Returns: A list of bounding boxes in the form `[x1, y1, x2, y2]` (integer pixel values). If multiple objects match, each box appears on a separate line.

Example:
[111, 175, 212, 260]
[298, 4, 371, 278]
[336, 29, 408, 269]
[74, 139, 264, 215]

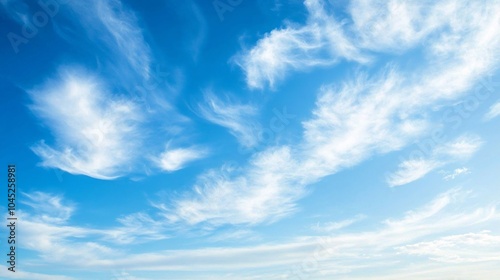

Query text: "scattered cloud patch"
[387, 159, 440, 187]
[484, 101, 500, 121]
[387, 135, 482, 187]
[30, 69, 143, 179]
[312, 215, 366, 233]
[235, 0, 368, 89]
[64, 0, 152, 80]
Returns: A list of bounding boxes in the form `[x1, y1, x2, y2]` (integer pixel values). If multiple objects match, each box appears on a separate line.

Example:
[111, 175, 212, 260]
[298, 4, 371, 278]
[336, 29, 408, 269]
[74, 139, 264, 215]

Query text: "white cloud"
[21, 192, 74, 224]
[312, 215, 366, 233]
[0, 0, 31, 27]
[30, 69, 142, 179]
[208, 229, 259, 242]
[109, 212, 169, 244]
[387, 159, 440, 187]
[443, 167, 470, 181]
[0, 265, 75, 280]
[197, 91, 261, 148]
[160, 146, 304, 226]
[349, 0, 464, 51]
[235, 0, 368, 89]
[383, 188, 461, 228]
[484, 101, 500, 120]
[435, 135, 483, 159]
[17, 191, 169, 267]
[111, 271, 150, 280]
[154, 145, 208, 172]
[55, 0, 190, 115]
[95, 0, 151, 79]
[25, 0, 198, 179]
[387, 135, 482, 187]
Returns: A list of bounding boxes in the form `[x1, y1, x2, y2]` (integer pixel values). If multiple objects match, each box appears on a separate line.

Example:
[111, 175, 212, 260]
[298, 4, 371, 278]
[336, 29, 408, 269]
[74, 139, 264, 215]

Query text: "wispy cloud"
[435, 135, 483, 159]
[398, 231, 500, 263]
[17, 191, 168, 266]
[154, 145, 208, 172]
[0, 265, 75, 280]
[237, 0, 500, 90]
[21, 191, 74, 224]
[24, 0, 201, 180]
[484, 101, 500, 121]
[96, 0, 151, 79]
[160, 146, 303, 226]
[312, 215, 366, 233]
[30, 68, 143, 179]
[442, 167, 470, 181]
[54, 0, 186, 112]
[0, 0, 31, 26]
[169, 0, 500, 227]
[235, 0, 368, 89]
[197, 91, 261, 148]
[208, 229, 259, 242]
[63, 0, 152, 80]
[386, 159, 440, 187]
[387, 135, 482, 187]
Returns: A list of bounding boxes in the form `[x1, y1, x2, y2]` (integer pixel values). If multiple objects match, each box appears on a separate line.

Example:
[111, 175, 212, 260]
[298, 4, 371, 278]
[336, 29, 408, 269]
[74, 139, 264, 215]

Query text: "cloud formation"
[154, 145, 208, 172]
[197, 91, 261, 148]
[235, 0, 368, 89]
[167, 0, 500, 227]
[30, 69, 143, 179]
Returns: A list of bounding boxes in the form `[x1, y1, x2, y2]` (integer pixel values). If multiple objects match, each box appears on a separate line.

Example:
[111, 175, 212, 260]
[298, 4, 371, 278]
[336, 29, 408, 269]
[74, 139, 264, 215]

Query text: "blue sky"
[1, 0, 500, 279]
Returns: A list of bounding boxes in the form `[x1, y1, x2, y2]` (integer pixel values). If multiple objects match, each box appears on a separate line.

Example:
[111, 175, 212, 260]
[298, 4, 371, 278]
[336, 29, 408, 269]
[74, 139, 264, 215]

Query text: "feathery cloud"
[387, 135, 482, 187]
[197, 91, 261, 148]
[443, 167, 470, 181]
[17, 189, 500, 279]
[484, 101, 500, 121]
[30, 68, 143, 179]
[235, 0, 368, 89]
[154, 145, 208, 172]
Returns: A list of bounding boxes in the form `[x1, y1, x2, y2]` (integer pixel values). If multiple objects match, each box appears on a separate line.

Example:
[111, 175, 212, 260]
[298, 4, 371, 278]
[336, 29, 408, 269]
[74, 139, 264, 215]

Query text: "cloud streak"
[484, 101, 500, 120]
[387, 135, 482, 187]
[197, 91, 261, 148]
